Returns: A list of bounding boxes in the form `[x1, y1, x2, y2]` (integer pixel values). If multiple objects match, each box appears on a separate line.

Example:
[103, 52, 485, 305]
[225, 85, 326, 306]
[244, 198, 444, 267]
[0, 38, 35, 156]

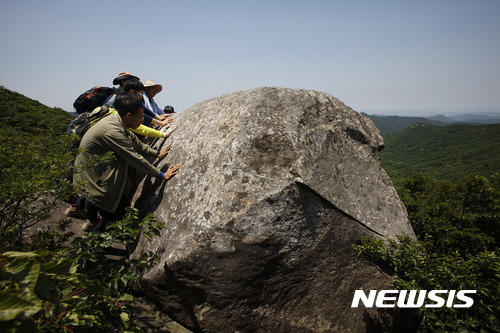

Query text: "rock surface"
[132, 87, 417, 332]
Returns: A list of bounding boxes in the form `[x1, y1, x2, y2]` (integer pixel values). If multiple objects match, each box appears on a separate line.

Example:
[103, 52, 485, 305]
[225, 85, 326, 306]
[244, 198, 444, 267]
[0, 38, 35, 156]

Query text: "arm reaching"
[157, 143, 172, 160]
[163, 164, 180, 180]
[151, 117, 173, 127]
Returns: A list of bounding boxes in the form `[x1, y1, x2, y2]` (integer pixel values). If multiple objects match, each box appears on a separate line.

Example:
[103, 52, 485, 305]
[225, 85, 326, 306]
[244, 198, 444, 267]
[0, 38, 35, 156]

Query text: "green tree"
[354, 174, 500, 332]
[0, 131, 77, 247]
[0, 85, 77, 247]
[398, 173, 498, 256]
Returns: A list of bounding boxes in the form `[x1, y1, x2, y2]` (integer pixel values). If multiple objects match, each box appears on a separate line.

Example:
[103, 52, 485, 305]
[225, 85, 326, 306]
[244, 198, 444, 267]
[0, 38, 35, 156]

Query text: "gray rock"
[132, 87, 417, 332]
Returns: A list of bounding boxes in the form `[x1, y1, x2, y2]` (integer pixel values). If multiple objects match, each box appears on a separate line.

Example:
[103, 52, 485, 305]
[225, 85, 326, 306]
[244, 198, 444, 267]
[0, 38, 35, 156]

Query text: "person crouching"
[74, 93, 180, 232]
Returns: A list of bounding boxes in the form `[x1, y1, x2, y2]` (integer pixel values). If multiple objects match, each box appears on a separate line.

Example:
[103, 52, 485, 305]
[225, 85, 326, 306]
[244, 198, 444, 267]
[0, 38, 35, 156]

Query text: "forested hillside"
[0, 86, 73, 134]
[380, 122, 500, 187]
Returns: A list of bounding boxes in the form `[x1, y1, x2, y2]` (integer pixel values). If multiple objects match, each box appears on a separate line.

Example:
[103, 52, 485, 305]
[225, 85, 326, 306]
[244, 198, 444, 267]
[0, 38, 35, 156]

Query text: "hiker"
[163, 105, 175, 114]
[73, 93, 180, 232]
[102, 71, 141, 106]
[65, 102, 176, 220]
[122, 79, 172, 127]
[113, 71, 140, 91]
[143, 80, 168, 116]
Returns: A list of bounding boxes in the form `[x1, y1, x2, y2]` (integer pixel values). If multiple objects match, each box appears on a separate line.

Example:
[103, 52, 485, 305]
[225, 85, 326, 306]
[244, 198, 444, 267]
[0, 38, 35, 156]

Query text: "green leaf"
[0, 292, 42, 321]
[67, 312, 80, 325]
[34, 273, 57, 301]
[118, 293, 134, 302]
[6, 259, 40, 291]
[2, 251, 39, 259]
[120, 312, 130, 323]
[42, 257, 78, 276]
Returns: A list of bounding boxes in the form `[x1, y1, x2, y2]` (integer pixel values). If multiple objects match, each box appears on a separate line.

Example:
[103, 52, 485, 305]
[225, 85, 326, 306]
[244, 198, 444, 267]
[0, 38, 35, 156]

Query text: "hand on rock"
[158, 143, 172, 160]
[164, 164, 180, 180]
[162, 124, 177, 137]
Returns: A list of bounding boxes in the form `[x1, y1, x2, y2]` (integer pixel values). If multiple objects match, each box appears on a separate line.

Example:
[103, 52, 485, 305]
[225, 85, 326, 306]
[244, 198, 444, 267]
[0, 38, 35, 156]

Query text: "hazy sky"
[1, 0, 499, 116]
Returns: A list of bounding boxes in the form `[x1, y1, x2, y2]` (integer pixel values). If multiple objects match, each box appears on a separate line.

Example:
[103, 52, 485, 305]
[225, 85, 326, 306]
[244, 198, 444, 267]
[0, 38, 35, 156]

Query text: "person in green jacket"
[74, 93, 180, 232]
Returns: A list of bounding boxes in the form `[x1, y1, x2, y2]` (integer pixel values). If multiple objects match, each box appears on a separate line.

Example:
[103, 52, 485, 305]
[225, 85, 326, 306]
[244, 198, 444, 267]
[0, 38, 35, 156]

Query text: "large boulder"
[132, 87, 416, 332]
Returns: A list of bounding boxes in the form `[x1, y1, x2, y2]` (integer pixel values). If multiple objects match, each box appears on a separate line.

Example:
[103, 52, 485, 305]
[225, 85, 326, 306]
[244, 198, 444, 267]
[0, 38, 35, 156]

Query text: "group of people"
[66, 72, 180, 233]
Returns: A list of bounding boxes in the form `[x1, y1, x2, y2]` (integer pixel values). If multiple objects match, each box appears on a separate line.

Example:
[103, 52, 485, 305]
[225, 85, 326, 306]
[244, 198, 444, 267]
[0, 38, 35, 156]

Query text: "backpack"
[66, 105, 111, 138]
[66, 105, 112, 184]
[73, 86, 116, 114]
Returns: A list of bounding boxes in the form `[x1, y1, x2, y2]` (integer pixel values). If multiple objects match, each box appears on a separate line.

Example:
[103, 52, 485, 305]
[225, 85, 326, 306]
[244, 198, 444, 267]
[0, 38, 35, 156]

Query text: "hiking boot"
[65, 204, 87, 219]
[81, 219, 100, 232]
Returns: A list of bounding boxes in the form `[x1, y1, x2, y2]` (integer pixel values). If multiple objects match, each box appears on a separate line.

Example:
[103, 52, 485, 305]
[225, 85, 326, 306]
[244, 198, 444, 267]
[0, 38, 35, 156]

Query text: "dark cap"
[113, 72, 140, 85]
[163, 105, 175, 113]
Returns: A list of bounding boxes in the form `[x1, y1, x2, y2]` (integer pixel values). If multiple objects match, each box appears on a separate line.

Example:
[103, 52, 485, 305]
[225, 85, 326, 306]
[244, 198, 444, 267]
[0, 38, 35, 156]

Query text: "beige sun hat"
[144, 80, 163, 93]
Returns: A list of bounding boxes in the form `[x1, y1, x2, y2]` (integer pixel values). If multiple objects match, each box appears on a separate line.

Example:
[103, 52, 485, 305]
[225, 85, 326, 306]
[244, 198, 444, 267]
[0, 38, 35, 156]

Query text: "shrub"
[354, 174, 500, 332]
[0, 208, 165, 332]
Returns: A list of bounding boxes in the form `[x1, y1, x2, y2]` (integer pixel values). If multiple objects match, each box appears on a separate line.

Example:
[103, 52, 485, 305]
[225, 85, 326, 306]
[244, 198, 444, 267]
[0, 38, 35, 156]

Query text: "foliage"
[399, 173, 500, 255]
[0, 208, 165, 332]
[354, 174, 500, 332]
[380, 123, 500, 187]
[0, 131, 77, 247]
[0, 85, 78, 247]
[0, 86, 73, 135]
[0, 127, 113, 248]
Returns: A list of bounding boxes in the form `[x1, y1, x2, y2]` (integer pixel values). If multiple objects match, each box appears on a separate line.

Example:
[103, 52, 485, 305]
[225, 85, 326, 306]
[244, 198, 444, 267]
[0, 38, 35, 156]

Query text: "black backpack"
[67, 105, 111, 138]
[73, 86, 116, 114]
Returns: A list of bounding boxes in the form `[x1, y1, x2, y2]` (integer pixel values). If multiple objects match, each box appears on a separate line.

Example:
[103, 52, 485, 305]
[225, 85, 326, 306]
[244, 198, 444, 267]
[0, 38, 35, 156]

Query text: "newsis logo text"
[351, 290, 477, 308]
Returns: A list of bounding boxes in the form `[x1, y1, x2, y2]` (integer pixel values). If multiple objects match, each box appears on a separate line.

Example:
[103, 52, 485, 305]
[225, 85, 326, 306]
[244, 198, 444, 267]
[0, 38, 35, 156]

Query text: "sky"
[1, 0, 499, 116]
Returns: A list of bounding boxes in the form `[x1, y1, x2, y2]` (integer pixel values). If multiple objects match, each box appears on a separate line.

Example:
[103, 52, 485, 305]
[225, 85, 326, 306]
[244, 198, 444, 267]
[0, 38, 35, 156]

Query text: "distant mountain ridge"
[361, 113, 445, 135]
[427, 113, 500, 124]
[363, 112, 500, 136]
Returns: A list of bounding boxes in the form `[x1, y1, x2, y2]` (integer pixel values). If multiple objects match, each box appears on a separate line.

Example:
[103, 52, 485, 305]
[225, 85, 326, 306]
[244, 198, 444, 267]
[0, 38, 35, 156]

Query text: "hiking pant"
[85, 196, 130, 232]
[74, 195, 86, 209]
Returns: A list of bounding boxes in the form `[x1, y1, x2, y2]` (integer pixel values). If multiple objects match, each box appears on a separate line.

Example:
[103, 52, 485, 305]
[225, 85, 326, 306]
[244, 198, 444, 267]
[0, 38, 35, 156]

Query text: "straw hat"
[144, 80, 163, 93]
